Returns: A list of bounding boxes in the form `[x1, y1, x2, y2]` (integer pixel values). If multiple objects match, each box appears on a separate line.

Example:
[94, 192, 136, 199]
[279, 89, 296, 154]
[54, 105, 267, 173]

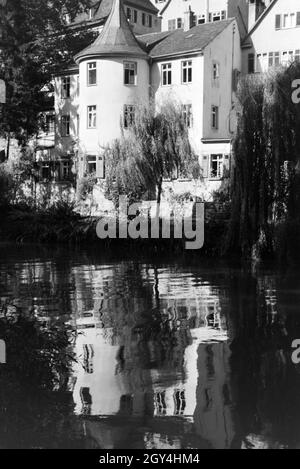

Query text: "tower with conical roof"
[75, 0, 150, 179]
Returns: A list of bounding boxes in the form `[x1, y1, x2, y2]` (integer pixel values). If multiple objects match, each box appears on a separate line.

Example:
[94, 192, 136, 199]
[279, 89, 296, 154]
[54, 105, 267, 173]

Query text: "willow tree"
[104, 103, 199, 210]
[225, 62, 300, 260]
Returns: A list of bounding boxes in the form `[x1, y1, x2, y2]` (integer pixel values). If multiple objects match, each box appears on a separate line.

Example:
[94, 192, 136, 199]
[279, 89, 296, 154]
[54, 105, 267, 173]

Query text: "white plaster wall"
[78, 57, 150, 155]
[242, 0, 300, 73]
[202, 19, 240, 140]
[151, 54, 204, 156]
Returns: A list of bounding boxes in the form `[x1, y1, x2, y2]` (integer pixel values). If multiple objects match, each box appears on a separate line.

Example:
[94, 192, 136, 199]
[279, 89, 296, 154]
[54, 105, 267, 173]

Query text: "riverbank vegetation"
[224, 62, 300, 263]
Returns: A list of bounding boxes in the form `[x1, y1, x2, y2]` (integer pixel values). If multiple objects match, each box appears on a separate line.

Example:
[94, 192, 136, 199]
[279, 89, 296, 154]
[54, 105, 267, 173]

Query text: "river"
[0, 244, 300, 449]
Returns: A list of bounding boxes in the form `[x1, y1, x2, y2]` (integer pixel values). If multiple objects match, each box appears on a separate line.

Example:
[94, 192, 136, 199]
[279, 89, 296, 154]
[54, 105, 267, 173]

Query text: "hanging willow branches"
[225, 62, 300, 260]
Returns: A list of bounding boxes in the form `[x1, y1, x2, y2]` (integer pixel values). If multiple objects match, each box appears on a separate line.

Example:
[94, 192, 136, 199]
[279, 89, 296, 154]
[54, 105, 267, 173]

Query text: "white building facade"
[38, 0, 300, 205]
[52, 0, 241, 201]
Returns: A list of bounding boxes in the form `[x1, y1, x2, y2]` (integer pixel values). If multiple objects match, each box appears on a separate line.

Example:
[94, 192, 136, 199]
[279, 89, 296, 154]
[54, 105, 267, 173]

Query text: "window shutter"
[297, 12, 300, 26]
[223, 154, 230, 177]
[275, 14, 281, 29]
[96, 155, 104, 179]
[202, 155, 209, 178]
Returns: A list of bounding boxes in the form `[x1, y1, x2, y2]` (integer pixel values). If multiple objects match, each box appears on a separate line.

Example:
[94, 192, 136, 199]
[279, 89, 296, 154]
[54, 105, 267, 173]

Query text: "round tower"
[75, 0, 150, 179]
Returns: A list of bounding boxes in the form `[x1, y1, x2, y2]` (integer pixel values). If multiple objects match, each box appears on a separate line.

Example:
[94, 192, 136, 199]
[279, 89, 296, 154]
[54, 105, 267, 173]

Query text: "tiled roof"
[139, 19, 234, 58]
[75, 0, 148, 61]
[136, 30, 171, 48]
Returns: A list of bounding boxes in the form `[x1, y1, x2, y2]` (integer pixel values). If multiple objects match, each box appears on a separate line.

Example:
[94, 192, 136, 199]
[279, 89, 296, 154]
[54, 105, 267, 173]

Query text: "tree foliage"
[104, 103, 199, 207]
[225, 63, 300, 260]
[0, 0, 96, 144]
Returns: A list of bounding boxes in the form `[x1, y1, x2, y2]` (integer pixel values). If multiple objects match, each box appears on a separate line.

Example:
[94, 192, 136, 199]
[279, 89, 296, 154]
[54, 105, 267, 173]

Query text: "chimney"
[184, 6, 194, 31]
[247, 0, 267, 31]
[205, 0, 210, 23]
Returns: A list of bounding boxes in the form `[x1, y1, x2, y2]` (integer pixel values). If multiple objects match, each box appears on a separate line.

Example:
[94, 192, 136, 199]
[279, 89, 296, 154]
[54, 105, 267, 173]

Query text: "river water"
[0, 244, 300, 449]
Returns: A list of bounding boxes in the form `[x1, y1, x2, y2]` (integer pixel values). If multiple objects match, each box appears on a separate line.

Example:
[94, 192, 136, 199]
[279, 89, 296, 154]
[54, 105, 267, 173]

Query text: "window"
[148, 15, 152, 28]
[61, 161, 71, 180]
[282, 50, 294, 66]
[62, 76, 70, 98]
[268, 51, 280, 68]
[124, 62, 137, 85]
[142, 12, 146, 26]
[275, 14, 281, 29]
[182, 104, 192, 128]
[275, 12, 300, 30]
[282, 13, 296, 29]
[87, 62, 97, 86]
[162, 63, 172, 86]
[86, 155, 96, 174]
[45, 114, 55, 133]
[126, 7, 132, 21]
[61, 115, 70, 136]
[41, 163, 51, 180]
[133, 9, 138, 23]
[212, 11, 222, 22]
[248, 53, 255, 74]
[198, 14, 205, 24]
[210, 154, 223, 179]
[124, 105, 135, 128]
[177, 18, 182, 29]
[87, 105, 97, 128]
[213, 62, 220, 79]
[182, 60, 192, 83]
[295, 50, 300, 62]
[211, 106, 219, 130]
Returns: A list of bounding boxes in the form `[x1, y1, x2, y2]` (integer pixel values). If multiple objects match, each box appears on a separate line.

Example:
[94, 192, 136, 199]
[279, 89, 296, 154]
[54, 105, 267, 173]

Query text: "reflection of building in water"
[70, 264, 236, 448]
[194, 341, 234, 449]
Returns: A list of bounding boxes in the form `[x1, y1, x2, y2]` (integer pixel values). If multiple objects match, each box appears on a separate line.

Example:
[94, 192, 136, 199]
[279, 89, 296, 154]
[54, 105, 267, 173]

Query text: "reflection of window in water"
[223, 383, 231, 406]
[205, 301, 221, 329]
[154, 391, 167, 416]
[205, 345, 215, 378]
[204, 388, 213, 412]
[80, 387, 92, 415]
[173, 389, 186, 416]
[83, 344, 94, 374]
[265, 289, 277, 319]
[119, 394, 133, 415]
